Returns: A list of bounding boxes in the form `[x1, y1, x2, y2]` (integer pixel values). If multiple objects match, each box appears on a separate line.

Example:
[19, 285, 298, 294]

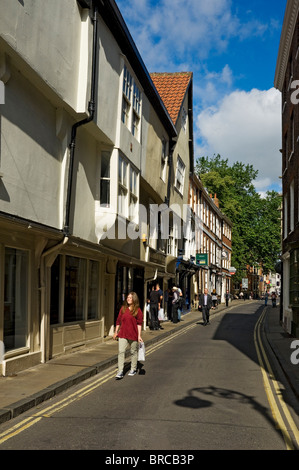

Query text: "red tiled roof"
[150, 72, 192, 125]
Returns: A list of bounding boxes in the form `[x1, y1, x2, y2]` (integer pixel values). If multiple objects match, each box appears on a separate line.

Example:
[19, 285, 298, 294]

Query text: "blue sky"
[115, 0, 287, 194]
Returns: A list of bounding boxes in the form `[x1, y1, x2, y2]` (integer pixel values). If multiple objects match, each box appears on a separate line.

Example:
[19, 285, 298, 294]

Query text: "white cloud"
[196, 88, 282, 194]
[115, 0, 272, 71]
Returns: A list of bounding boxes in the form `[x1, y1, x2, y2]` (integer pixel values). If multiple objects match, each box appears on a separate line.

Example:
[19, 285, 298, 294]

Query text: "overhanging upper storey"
[274, 0, 299, 91]
[94, 0, 177, 139]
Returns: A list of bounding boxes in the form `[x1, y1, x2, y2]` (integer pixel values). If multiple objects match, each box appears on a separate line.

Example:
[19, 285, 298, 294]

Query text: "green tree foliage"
[195, 155, 281, 280]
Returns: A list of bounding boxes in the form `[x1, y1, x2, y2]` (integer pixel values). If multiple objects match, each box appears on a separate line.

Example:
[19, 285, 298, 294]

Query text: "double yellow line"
[2, 313, 297, 449]
[254, 308, 299, 450]
[0, 323, 196, 445]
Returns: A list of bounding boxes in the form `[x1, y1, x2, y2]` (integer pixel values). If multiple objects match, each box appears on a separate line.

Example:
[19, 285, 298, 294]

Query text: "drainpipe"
[64, 1, 98, 235]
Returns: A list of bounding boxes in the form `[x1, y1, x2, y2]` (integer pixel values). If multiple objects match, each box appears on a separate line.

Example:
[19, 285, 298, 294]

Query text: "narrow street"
[0, 302, 298, 451]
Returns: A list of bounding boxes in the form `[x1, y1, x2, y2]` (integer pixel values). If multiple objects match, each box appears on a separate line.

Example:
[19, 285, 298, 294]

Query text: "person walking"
[198, 288, 212, 325]
[265, 292, 268, 306]
[271, 292, 277, 308]
[225, 290, 230, 307]
[148, 284, 161, 330]
[172, 286, 180, 323]
[212, 290, 218, 309]
[177, 286, 184, 321]
[113, 292, 143, 379]
[156, 283, 164, 330]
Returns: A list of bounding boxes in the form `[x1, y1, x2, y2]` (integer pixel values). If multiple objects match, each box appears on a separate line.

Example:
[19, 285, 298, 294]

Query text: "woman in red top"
[113, 292, 143, 379]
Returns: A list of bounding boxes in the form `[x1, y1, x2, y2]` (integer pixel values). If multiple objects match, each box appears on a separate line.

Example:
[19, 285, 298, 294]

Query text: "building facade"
[188, 175, 233, 305]
[0, 0, 234, 375]
[275, 0, 299, 337]
[0, 0, 183, 374]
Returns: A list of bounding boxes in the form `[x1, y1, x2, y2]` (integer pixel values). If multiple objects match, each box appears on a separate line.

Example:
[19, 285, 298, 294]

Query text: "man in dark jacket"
[149, 285, 161, 330]
[198, 288, 212, 325]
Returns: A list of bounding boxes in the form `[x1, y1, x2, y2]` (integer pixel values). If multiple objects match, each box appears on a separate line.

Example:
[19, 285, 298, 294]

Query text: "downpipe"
[64, 1, 98, 236]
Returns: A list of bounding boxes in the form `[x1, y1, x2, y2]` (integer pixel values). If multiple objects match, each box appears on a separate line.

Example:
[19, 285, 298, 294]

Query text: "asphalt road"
[0, 301, 297, 451]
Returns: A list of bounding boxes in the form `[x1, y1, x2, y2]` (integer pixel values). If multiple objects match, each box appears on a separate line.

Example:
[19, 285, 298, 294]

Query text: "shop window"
[4, 248, 28, 351]
[64, 256, 86, 323]
[290, 249, 299, 306]
[50, 255, 61, 325]
[50, 255, 100, 324]
[88, 260, 99, 320]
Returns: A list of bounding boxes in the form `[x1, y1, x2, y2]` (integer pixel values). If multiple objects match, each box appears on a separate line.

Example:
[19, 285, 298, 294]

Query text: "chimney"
[213, 194, 219, 207]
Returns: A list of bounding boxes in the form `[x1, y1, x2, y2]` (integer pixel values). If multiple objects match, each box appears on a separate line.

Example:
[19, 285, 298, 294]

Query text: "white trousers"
[118, 337, 138, 372]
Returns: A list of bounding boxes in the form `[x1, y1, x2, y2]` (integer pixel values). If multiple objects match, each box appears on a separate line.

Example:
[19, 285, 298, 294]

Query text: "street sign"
[196, 253, 208, 266]
[229, 267, 236, 275]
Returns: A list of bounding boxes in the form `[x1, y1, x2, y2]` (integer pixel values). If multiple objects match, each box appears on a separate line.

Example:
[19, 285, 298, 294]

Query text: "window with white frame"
[290, 112, 295, 160]
[175, 156, 185, 195]
[181, 107, 187, 132]
[118, 154, 128, 217]
[118, 153, 139, 221]
[122, 65, 132, 126]
[290, 180, 294, 232]
[129, 166, 138, 222]
[132, 83, 141, 138]
[160, 138, 168, 181]
[284, 194, 288, 239]
[167, 223, 178, 256]
[121, 64, 141, 140]
[100, 151, 111, 207]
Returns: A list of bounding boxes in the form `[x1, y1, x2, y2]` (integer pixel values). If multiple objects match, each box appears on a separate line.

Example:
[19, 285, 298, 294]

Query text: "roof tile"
[150, 72, 192, 125]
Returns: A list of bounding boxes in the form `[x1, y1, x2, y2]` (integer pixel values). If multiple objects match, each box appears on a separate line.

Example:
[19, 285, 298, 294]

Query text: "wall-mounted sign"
[196, 253, 208, 266]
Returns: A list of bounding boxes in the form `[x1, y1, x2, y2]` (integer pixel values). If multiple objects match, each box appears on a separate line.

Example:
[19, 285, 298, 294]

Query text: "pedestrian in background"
[166, 287, 173, 321]
[225, 290, 230, 307]
[265, 292, 268, 306]
[172, 286, 180, 323]
[177, 286, 183, 321]
[156, 283, 164, 330]
[212, 290, 218, 309]
[198, 288, 212, 326]
[271, 292, 277, 308]
[148, 284, 161, 330]
[113, 292, 143, 379]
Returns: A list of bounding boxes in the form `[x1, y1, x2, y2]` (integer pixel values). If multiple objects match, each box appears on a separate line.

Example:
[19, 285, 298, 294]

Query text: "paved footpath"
[0, 300, 298, 424]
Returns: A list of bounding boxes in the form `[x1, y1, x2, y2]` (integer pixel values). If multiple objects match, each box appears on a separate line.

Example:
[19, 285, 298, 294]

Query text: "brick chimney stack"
[213, 194, 219, 207]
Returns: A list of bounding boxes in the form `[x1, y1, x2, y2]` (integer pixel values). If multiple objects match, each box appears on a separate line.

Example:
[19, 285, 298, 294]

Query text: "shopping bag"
[138, 342, 145, 361]
[158, 308, 164, 321]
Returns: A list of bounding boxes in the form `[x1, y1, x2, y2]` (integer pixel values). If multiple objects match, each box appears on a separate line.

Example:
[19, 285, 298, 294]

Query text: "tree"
[195, 155, 281, 281]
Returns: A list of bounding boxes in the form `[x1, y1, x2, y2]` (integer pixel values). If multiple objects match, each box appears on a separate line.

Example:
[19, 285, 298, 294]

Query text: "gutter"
[64, 1, 99, 235]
